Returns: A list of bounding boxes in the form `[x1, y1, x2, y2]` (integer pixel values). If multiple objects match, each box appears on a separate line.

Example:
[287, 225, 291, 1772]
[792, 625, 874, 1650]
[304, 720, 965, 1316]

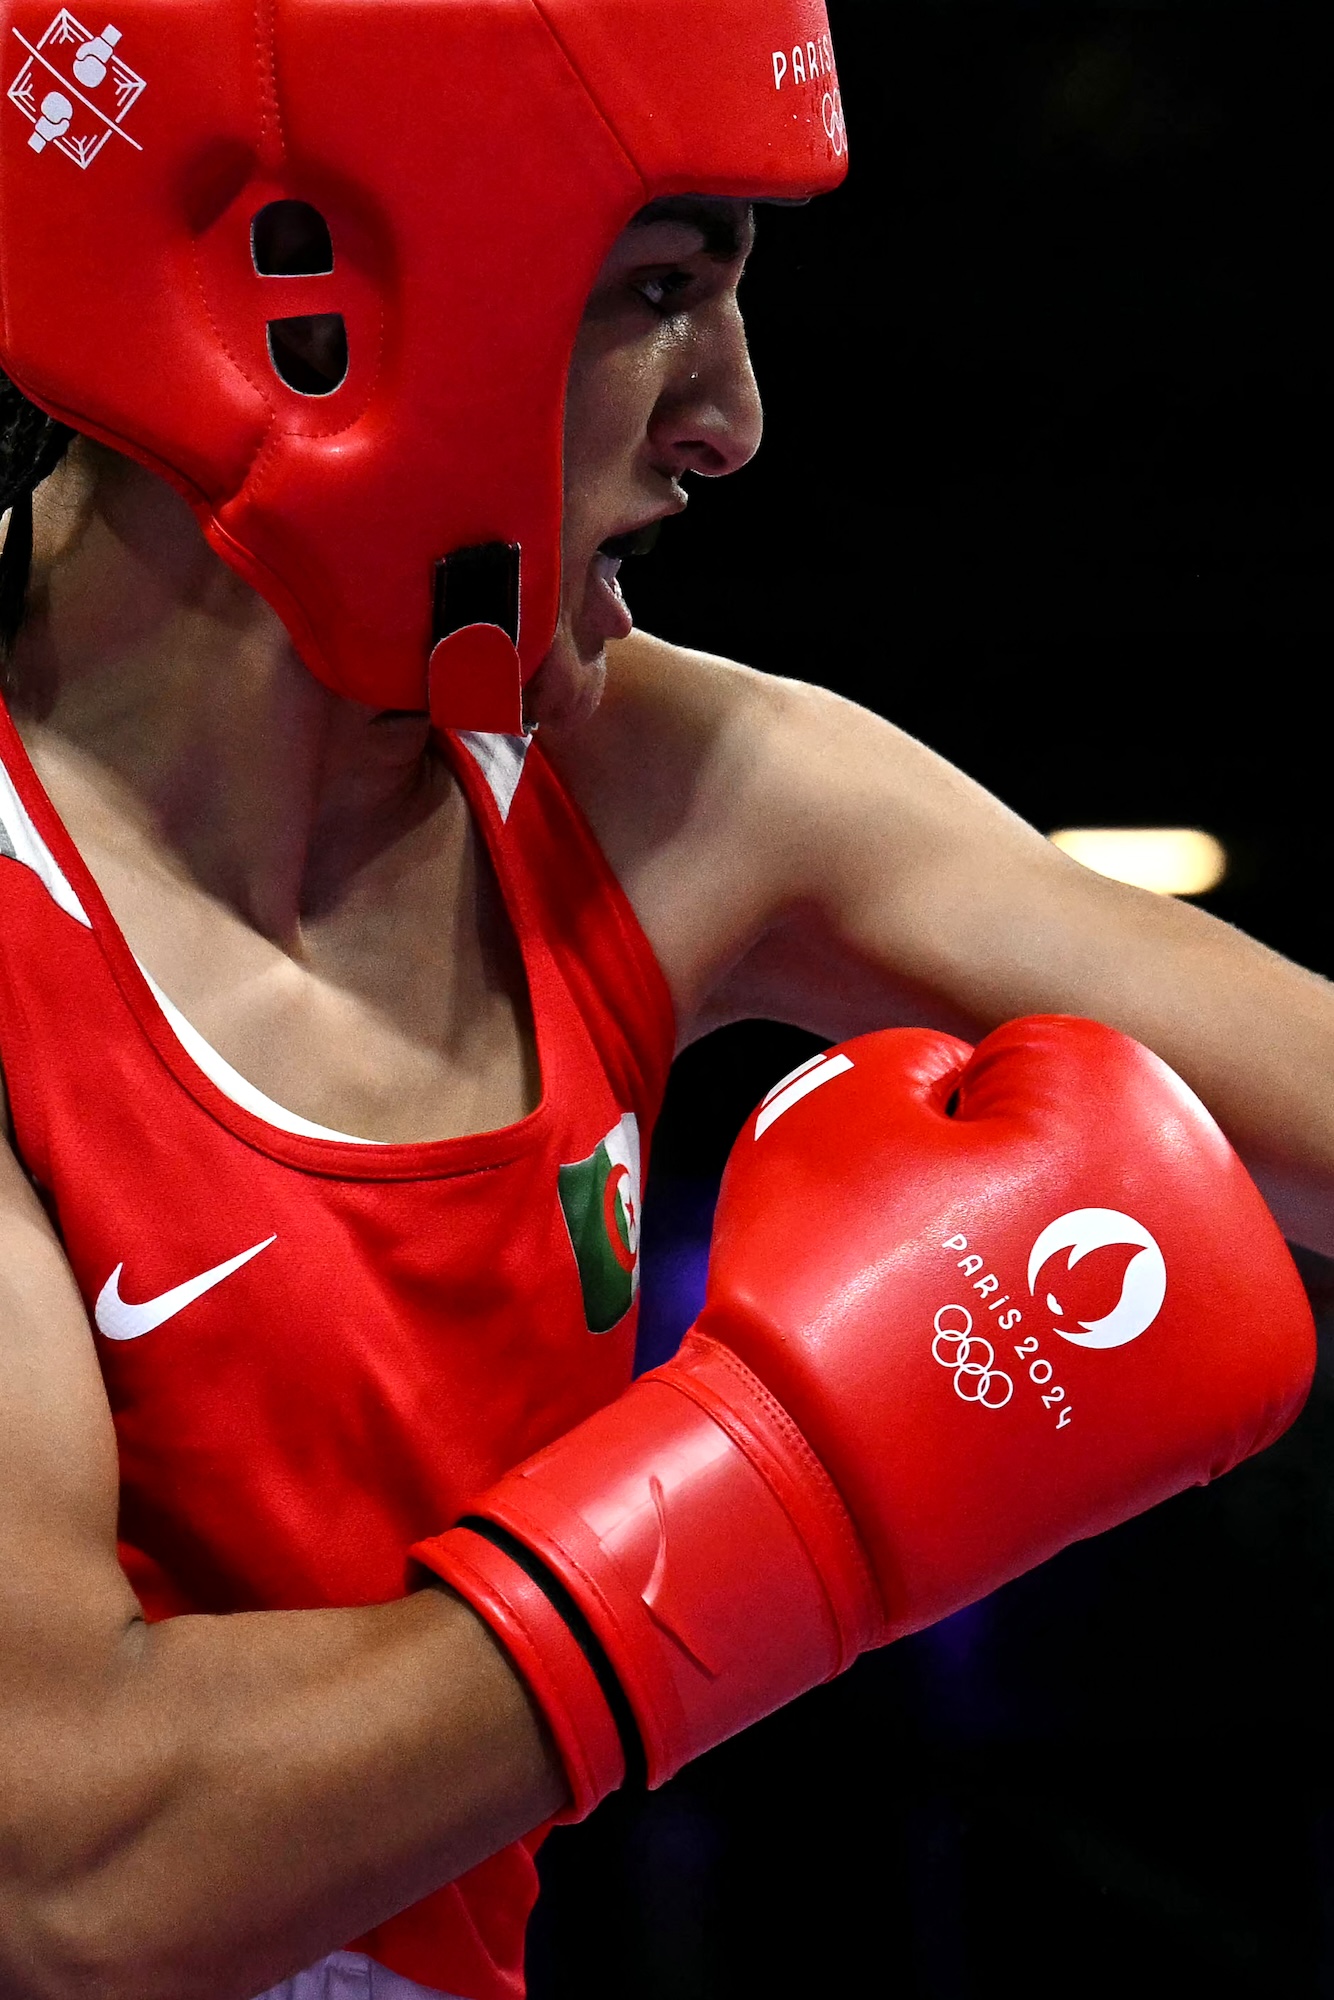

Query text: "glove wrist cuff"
[412, 1522, 626, 1822]
[443, 1331, 881, 1791]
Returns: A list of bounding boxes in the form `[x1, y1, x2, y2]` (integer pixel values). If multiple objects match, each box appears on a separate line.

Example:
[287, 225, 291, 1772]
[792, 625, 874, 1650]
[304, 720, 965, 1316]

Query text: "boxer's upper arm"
[0, 1132, 130, 1596]
[704, 671, 1199, 1037]
[0, 1131, 143, 1898]
[578, 640, 1236, 1044]
[568, 636, 1334, 1251]
[705, 673, 1334, 1252]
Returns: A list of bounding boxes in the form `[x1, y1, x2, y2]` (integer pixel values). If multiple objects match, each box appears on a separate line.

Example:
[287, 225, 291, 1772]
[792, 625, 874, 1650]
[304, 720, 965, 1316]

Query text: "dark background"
[528, 5, 1334, 1995]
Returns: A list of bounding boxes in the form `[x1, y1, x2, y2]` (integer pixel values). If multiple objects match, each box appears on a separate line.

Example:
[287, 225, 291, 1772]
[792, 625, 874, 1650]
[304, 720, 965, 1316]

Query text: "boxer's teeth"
[598, 519, 662, 561]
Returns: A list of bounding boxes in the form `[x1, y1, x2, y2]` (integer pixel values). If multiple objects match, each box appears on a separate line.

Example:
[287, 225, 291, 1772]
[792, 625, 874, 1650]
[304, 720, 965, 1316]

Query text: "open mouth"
[597, 519, 664, 562]
[584, 519, 665, 648]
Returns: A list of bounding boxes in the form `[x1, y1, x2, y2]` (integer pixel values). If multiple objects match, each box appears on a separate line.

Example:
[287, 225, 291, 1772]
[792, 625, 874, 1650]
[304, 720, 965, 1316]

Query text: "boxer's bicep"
[0, 1136, 148, 1936]
[0, 1134, 135, 1658]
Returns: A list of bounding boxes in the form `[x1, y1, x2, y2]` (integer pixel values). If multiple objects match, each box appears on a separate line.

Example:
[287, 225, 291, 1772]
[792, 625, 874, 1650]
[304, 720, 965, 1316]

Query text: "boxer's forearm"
[0, 1587, 563, 2000]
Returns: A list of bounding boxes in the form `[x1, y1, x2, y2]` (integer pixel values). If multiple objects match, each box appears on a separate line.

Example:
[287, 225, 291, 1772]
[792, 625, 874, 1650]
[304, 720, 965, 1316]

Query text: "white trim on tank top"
[136, 961, 387, 1146]
[1, 732, 530, 1145]
[457, 729, 530, 823]
[136, 731, 534, 1141]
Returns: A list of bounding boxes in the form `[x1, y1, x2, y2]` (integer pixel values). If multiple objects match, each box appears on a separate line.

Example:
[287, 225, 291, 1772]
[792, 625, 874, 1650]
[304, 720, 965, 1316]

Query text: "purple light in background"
[908, 1597, 1009, 1739]
[635, 1176, 718, 1374]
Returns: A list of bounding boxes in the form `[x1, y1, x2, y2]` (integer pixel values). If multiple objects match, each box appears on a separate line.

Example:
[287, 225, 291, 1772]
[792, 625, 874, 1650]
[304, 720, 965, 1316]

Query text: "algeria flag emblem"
[558, 1112, 642, 1334]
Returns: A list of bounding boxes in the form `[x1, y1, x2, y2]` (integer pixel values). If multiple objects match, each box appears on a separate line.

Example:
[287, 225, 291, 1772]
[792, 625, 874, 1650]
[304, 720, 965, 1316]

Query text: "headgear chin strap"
[0, 0, 846, 731]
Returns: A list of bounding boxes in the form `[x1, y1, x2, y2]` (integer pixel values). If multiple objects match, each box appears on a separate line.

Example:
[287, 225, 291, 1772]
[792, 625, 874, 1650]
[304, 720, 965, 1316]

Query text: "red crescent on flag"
[602, 1162, 637, 1274]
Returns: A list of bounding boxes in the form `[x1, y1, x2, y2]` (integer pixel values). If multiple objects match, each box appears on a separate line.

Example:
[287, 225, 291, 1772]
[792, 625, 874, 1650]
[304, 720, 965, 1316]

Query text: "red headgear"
[0, 0, 846, 730]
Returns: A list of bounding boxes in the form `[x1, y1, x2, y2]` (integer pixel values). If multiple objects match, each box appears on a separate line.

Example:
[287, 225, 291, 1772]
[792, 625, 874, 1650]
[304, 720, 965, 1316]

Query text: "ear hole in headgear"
[251, 199, 334, 276]
[266, 314, 349, 396]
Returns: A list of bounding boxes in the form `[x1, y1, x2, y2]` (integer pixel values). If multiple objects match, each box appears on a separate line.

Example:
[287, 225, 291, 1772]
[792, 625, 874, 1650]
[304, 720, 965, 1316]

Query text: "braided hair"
[0, 367, 74, 654]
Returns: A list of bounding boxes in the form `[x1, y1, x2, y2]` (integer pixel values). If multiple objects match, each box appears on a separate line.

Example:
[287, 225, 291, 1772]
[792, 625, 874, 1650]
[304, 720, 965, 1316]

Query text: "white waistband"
[253, 1949, 459, 2000]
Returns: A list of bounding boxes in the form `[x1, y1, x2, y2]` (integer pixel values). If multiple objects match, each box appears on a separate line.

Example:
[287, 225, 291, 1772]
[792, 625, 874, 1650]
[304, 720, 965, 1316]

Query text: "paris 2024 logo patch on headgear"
[558, 1112, 641, 1334]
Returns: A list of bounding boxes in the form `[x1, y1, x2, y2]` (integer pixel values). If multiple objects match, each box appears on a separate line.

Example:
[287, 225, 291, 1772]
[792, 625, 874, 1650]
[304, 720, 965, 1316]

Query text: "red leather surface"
[429, 626, 525, 736]
[417, 1333, 875, 1791]
[422, 1526, 626, 1823]
[702, 1016, 1316, 1636]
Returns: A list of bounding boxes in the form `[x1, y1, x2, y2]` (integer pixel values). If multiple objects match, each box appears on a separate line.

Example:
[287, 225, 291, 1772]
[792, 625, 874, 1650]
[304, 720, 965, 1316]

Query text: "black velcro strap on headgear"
[432, 542, 520, 646]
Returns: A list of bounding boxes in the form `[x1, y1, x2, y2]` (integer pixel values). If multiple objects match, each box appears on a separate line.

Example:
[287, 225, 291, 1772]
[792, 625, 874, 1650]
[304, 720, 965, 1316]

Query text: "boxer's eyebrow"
[630, 196, 753, 261]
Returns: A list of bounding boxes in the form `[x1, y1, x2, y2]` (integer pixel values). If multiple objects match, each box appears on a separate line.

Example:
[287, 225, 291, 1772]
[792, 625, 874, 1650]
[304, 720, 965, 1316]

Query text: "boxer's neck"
[9, 443, 448, 947]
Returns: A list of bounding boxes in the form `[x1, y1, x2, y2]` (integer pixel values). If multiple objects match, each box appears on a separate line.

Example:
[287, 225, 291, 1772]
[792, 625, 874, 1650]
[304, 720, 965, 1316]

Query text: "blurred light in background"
[1049, 826, 1228, 896]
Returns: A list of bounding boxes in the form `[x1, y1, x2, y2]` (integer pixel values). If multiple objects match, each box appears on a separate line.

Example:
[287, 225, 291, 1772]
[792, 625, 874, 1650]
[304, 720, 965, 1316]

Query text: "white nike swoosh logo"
[95, 1235, 277, 1341]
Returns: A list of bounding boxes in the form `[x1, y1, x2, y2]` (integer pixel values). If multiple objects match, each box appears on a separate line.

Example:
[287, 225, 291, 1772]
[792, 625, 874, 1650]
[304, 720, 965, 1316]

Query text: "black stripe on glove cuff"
[457, 1515, 647, 1792]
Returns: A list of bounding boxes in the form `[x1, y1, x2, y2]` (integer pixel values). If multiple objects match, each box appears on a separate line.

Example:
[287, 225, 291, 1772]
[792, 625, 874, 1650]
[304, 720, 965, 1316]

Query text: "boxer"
[0, 4, 1327, 1997]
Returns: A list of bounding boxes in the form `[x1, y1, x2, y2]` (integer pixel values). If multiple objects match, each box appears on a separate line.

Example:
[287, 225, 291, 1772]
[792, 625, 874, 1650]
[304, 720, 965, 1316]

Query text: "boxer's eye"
[635, 267, 695, 316]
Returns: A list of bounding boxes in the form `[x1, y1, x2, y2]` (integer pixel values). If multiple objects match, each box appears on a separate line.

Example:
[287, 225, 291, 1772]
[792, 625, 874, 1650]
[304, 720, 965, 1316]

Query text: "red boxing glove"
[415, 1019, 1313, 1816]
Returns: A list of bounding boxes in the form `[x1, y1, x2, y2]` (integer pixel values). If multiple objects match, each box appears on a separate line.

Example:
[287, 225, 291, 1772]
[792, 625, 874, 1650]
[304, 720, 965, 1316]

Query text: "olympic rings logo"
[931, 1305, 1014, 1410]
[822, 88, 847, 157]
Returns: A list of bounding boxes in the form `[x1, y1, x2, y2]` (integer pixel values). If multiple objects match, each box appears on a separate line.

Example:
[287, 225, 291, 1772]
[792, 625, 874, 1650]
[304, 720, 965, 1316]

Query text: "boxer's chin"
[524, 626, 609, 733]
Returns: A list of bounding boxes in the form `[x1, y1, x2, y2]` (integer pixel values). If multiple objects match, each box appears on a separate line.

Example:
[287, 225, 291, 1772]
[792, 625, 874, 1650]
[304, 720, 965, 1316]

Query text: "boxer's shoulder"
[545, 627, 859, 885]
[541, 628, 1000, 1019]
[545, 630, 944, 1013]
[541, 631, 834, 1016]
[551, 629, 986, 860]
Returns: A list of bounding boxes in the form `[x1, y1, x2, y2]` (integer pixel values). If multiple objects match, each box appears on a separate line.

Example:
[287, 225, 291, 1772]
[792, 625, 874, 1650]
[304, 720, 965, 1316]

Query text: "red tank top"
[0, 703, 675, 2000]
